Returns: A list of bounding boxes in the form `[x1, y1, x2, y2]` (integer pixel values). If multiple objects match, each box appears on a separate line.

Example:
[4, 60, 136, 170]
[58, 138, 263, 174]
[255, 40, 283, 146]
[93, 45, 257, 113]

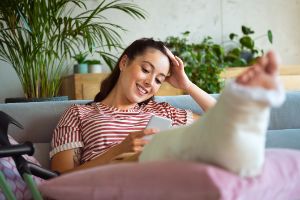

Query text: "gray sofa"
[0, 92, 300, 169]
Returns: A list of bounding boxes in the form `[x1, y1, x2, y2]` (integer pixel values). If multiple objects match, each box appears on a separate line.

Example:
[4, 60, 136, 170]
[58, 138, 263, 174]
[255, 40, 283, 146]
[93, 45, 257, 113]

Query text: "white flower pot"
[88, 64, 103, 73]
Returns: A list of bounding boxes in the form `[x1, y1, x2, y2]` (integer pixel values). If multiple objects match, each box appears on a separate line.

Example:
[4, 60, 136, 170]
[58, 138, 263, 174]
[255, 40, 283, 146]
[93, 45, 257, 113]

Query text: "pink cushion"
[39, 149, 300, 200]
[0, 136, 44, 200]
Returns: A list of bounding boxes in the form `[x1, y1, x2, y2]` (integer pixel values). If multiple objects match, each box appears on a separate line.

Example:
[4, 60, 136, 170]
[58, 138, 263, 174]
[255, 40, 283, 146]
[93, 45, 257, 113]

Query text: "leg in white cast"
[139, 51, 285, 177]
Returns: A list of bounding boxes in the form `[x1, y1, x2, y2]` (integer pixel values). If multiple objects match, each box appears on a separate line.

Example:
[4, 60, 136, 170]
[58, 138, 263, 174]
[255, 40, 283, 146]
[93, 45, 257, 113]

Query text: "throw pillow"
[0, 135, 44, 200]
[39, 149, 300, 200]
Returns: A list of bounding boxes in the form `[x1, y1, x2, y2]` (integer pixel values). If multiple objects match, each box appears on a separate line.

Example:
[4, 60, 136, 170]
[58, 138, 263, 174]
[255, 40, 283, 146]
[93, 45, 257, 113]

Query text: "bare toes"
[236, 73, 250, 85]
[236, 65, 261, 85]
[245, 68, 257, 81]
[256, 55, 268, 71]
[266, 51, 280, 75]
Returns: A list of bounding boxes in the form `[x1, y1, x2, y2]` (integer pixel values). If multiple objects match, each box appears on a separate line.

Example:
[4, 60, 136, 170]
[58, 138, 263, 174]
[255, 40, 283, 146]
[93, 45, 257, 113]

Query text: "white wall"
[1, 0, 300, 102]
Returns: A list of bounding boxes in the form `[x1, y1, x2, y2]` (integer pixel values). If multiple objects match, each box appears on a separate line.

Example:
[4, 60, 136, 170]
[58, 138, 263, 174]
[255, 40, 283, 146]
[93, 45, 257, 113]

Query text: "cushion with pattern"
[0, 135, 44, 200]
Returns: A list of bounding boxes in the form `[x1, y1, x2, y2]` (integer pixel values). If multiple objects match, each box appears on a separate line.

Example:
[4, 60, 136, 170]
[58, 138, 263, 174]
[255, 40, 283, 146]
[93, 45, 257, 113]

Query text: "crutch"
[0, 111, 58, 200]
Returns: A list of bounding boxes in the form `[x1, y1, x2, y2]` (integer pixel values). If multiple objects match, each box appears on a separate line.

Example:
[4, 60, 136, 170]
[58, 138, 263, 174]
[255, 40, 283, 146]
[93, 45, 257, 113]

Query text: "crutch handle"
[0, 142, 34, 157]
[27, 162, 60, 180]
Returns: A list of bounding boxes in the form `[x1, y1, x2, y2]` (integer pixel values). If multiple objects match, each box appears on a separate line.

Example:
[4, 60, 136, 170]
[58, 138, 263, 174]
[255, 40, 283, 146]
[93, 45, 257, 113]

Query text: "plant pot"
[240, 51, 253, 63]
[88, 64, 103, 73]
[74, 64, 88, 74]
[5, 96, 69, 103]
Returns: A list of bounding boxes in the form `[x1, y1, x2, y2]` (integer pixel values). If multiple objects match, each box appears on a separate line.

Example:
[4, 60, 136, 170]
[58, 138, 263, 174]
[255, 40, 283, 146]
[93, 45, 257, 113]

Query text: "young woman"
[50, 38, 285, 177]
[50, 38, 216, 173]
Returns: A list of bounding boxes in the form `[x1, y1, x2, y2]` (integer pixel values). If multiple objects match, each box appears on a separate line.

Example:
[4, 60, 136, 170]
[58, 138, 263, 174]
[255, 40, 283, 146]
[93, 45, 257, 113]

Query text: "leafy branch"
[0, 0, 146, 98]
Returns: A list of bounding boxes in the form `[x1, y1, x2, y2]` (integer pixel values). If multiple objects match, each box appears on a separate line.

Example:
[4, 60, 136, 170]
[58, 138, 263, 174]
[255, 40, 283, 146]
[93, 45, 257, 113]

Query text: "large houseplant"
[165, 31, 226, 93]
[165, 26, 273, 93]
[0, 0, 146, 99]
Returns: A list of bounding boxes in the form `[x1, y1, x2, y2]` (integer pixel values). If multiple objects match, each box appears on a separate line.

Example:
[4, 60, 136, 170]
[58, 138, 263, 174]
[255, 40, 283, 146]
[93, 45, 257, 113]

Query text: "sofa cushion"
[266, 129, 300, 150]
[39, 149, 300, 200]
[268, 91, 300, 130]
[0, 136, 44, 200]
[33, 143, 51, 168]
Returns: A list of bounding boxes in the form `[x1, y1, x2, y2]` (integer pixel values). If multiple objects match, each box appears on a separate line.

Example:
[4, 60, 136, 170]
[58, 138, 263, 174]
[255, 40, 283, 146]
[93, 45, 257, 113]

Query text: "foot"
[236, 51, 280, 90]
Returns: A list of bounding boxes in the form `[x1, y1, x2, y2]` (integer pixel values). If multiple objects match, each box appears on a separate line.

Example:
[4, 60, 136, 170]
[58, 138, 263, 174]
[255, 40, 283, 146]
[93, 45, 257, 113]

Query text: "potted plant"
[73, 52, 88, 74]
[86, 60, 103, 73]
[224, 25, 273, 67]
[0, 0, 146, 101]
[165, 27, 273, 93]
[165, 31, 226, 93]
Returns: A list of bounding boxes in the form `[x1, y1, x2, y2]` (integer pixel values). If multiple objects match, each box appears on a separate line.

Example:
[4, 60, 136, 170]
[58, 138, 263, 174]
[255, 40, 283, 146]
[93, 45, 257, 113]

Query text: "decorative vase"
[88, 64, 102, 73]
[74, 63, 88, 74]
[240, 51, 253, 63]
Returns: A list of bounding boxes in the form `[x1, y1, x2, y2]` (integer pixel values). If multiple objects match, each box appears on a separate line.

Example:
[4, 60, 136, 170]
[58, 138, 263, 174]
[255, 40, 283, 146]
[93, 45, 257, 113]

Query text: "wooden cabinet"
[221, 65, 300, 91]
[60, 73, 184, 100]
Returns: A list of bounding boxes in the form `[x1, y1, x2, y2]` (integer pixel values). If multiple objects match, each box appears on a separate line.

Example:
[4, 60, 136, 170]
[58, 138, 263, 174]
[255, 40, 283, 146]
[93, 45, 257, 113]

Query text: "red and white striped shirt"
[50, 100, 193, 163]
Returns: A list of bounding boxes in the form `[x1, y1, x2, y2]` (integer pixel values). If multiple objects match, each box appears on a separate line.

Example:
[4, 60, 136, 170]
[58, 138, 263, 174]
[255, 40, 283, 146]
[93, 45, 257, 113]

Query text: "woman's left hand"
[165, 47, 192, 91]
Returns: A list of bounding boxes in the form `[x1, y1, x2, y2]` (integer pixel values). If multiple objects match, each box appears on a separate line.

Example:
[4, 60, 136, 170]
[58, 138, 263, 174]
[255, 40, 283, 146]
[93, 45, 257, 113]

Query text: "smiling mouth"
[136, 84, 148, 95]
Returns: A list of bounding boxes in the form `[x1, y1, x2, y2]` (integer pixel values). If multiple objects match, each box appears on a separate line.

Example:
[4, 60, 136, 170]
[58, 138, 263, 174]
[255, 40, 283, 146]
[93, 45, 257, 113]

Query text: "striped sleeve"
[50, 105, 84, 159]
[149, 101, 194, 126]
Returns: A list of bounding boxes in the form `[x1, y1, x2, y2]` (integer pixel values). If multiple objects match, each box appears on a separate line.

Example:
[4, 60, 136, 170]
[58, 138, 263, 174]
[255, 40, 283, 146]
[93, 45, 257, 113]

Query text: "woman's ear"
[119, 55, 128, 71]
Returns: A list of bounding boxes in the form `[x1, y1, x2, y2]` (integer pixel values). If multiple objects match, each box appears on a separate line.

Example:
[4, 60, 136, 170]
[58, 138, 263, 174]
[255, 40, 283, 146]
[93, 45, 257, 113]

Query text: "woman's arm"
[185, 82, 216, 112]
[164, 48, 216, 112]
[51, 143, 127, 173]
[51, 129, 157, 173]
[192, 112, 200, 120]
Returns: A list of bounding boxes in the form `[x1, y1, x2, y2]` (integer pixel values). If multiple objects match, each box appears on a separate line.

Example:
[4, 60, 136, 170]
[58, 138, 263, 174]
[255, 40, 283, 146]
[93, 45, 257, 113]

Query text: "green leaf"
[85, 59, 101, 65]
[182, 31, 190, 37]
[229, 33, 238, 40]
[72, 52, 88, 64]
[240, 36, 254, 49]
[267, 30, 273, 44]
[230, 48, 241, 57]
[241, 25, 255, 35]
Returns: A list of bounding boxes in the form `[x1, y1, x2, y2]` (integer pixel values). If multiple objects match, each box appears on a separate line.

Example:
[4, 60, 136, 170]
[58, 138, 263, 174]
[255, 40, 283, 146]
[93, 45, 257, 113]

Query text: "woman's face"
[119, 48, 170, 104]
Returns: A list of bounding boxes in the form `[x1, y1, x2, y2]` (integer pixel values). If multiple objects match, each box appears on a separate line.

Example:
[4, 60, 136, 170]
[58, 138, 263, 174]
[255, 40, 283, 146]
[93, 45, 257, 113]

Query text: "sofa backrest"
[0, 92, 299, 168]
[156, 92, 300, 130]
[268, 91, 300, 130]
[0, 100, 89, 167]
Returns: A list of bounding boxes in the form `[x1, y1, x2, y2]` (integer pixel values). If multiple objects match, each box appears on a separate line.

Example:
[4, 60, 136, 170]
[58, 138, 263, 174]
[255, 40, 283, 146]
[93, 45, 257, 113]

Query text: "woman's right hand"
[109, 128, 158, 163]
[120, 128, 158, 153]
[164, 47, 193, 91]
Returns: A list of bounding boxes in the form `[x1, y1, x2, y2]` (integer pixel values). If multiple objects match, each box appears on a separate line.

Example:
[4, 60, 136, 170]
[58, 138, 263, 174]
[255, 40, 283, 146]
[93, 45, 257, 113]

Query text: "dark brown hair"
[93, 38, 171, 105]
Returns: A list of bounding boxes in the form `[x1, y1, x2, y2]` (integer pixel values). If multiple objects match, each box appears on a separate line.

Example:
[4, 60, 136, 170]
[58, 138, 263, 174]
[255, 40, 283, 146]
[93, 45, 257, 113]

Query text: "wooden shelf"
[221, 65, 300, 91]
